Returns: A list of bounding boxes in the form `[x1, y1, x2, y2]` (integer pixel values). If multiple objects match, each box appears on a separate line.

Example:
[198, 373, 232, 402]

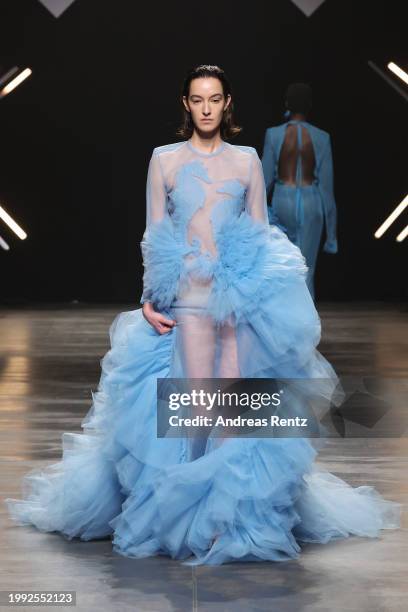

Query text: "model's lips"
[201, 119, 213, 122]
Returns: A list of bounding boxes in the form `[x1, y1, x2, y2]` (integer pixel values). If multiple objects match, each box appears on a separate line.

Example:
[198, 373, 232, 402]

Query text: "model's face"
[182, 77, 231, 135]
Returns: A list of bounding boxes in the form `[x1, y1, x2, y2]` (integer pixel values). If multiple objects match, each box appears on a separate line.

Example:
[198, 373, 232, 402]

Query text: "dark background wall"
[0, 0, 406, 303]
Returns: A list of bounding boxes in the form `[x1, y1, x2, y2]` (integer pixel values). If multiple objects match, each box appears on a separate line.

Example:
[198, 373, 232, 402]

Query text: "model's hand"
[323, 239, 338, 254]
[142, 302, 177, 334]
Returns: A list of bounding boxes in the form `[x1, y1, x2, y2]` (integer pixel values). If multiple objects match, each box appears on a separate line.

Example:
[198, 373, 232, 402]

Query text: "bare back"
[278, 124, 316, 186]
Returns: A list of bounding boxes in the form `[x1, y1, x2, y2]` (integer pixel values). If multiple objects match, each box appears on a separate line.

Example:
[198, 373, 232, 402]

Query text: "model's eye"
[212, 99, 222, 103]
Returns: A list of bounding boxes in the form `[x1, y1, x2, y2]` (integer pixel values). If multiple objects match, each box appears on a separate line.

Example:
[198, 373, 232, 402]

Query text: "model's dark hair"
[176, 64, 242, 140]
[285, 82, 313, 116]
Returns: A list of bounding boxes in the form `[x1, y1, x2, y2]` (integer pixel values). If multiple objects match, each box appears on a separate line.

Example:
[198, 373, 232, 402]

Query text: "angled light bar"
[0, 205, 27, 240]
[0, 235, 10, 251]
[0, 68, 32, 99]
[374, 195, 408, 239]
[396, 225, 408, 243]
[388, 62, 408, 86]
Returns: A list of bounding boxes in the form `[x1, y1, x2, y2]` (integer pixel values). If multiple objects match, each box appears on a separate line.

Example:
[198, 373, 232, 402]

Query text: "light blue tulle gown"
[262, 120, 338, 300]
[5, 139, 401, 565]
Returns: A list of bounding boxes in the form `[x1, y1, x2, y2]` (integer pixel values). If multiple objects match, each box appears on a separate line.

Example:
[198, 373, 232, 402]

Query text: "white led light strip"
[0, 205, 27, 240]
[388, 62, 408, 86]
[374, 195, 408, 241]
[396, 225, 408, 243]
[0, 68, 32, 98]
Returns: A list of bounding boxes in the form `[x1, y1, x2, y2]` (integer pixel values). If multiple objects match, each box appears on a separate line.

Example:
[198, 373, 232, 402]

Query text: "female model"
[262, 83, 338, 301]
[5, 65, 400, 566]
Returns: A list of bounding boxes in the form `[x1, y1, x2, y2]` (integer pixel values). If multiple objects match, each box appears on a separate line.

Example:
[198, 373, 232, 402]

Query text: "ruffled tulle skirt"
[5, 224, 402, 565]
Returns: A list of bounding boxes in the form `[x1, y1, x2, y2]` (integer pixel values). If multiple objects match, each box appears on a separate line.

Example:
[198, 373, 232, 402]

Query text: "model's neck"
[189, 130, 223, 154]
[288, 113, 307, 122]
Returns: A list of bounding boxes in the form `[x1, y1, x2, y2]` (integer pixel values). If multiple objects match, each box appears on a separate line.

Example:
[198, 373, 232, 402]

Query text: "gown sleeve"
[245, 149, 270, 225]
[261, 129, 289, 233]
[261, 129, 275, 205]
[139, 150, 168, 305]
[318, 135, 338, 254]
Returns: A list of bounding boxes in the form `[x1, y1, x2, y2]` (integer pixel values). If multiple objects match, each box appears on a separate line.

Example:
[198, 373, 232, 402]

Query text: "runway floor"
[0, 302, 407, 612]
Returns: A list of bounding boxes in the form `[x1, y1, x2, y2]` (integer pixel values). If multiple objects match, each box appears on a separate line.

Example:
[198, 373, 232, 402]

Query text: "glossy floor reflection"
[0, 303, 407, 612]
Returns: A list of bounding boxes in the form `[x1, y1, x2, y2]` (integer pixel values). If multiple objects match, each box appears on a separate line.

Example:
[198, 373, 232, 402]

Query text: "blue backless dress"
[261, 120, 338, 300]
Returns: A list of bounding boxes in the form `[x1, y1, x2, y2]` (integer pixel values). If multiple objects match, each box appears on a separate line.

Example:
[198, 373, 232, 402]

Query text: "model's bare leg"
[176, 310, 217, 460]
[218, 315, 241, 378]
[178, 311, 216, 378]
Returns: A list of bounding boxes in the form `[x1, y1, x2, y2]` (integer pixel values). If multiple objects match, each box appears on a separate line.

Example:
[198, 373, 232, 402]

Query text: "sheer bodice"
[139, 139, 285, 318]
[145, 138, 268, 230]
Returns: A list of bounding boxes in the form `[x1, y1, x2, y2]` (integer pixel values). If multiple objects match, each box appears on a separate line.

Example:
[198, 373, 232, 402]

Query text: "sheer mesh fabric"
[142, 140, 269, 380]
[145, 140, 268, 246]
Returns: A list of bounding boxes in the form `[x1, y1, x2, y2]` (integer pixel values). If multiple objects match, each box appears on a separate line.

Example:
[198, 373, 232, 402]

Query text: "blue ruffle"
[209, 212, 308, 324]
[5, 306, 402, 565]
[140, 216, 192, 309]
[140, 211, 309, 327]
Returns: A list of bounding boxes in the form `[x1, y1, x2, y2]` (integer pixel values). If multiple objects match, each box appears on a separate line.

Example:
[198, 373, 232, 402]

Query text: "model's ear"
[182, 96, 190, 113]
[224, 94, 232, 111]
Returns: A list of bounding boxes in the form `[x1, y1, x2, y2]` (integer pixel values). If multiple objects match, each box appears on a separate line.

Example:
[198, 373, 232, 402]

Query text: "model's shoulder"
[306, 123, 329, 139]
[152, 141, 186, 156]
[265, 125, 283, 133]
[263, 125, 283, 145]
[228, 143, 258, 156]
